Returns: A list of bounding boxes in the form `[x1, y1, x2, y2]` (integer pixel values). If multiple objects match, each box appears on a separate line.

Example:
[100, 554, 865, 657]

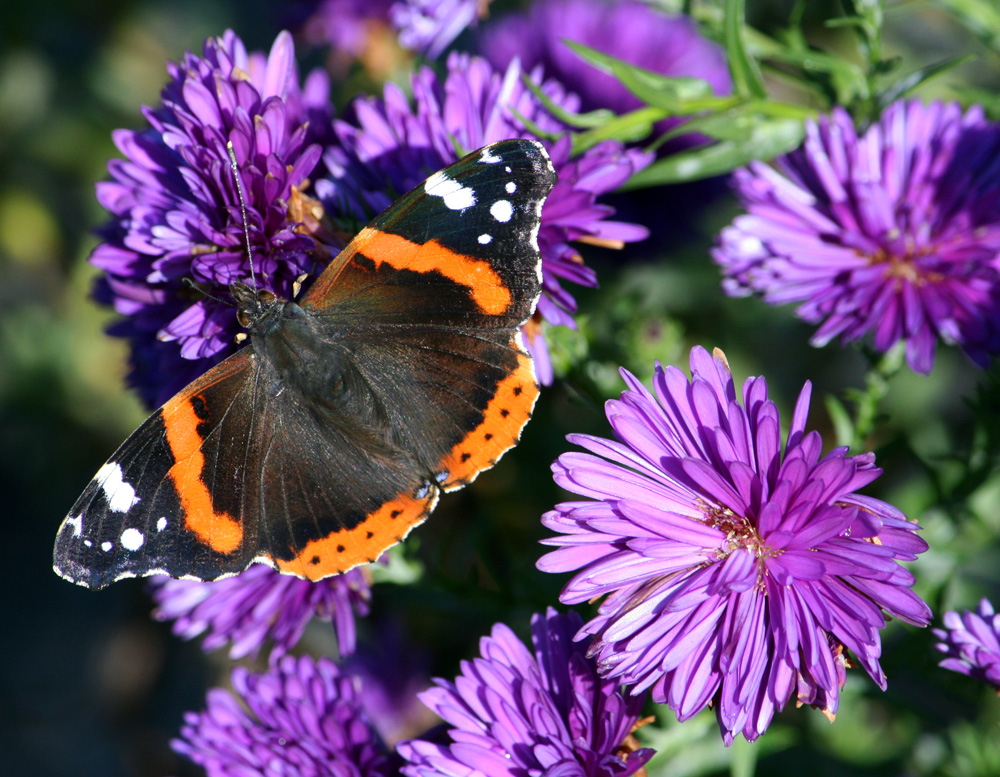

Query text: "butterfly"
[54, 138, 556, 589]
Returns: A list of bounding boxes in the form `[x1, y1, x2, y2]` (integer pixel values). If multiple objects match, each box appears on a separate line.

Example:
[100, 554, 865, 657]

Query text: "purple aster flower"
[934, 598, 1000, 691]
[480, 0, 731, 142]
[714, 100, 1000, 374]
[539, 346, 932, 744]
[300, 0, 483, 64]
[397, 608, 654, 777]
[319, 52, 651, 384]
[175, 654, 394, 777]
[148, 564, 371, 660]
[91, 30, 336, 409]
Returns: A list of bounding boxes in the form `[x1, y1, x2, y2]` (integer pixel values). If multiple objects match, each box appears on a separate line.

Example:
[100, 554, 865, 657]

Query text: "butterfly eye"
[258, 290, 277, 304]
[237, 310, 251, 328]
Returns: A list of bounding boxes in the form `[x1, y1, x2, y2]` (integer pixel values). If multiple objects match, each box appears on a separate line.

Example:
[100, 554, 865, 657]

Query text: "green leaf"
[937, 0, 1000, 51]
[825, 394, 855, 450]
[570, 106, 665, 154]
[520, 73, 619, 130]
[724, 0, 767, 99]
[875, 54, 978, 113]
[563, 40, 728, 114]
[621, 115, 805, 188]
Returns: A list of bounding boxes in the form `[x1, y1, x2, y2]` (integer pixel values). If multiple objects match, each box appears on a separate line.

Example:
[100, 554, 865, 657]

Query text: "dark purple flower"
[480, 0, 731, 141]
[714, 100, 1000, 374]
[934, 598, 1000, 691]
[175, 654, 393, 777]
[539, 346, 932, 744]
[148, 564, 371, 660]
[319, 52, 651, 384]
[91, 30, 335, 408]
[397, 608, 653, 777]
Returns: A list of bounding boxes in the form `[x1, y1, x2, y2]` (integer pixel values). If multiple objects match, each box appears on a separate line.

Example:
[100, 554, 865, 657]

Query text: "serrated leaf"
[621, 115, 804, 188]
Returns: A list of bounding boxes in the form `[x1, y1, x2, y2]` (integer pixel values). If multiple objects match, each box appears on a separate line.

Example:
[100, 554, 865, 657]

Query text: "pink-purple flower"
[174, 655, 393, 777]
[148, 564, 371, 660]
[319, 52, 651, 383]
[539, 346, 932, 743]
[397, 608, 654, 777]
[934, 598, 1000, 691]
[91, 30, 335, 408]
[714, 100, 1000, 374]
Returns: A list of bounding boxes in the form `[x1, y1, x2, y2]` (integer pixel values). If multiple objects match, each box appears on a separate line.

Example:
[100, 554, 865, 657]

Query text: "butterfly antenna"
[227, 141, 258, 290]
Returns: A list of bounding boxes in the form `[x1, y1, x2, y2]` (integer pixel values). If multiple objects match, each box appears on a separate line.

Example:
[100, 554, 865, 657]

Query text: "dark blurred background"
[4, 1, 1000, 776]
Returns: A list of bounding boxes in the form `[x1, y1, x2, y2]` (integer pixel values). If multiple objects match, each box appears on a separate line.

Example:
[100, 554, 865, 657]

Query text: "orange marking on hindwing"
[438, 346, 539, 489]
[353, 227, 513, 315]
[274, 487, 437, 579]
[162, 395, 243, 554]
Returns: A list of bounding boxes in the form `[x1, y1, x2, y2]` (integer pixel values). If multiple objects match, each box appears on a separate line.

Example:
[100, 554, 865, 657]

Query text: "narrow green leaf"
[724, 0, 767, 99]
[520, 73, 618, 130]
[620, 115, 804, 188]
[825, 395, 855, 450]
[876, 54, 978, 113]
[563, 40, 725, 114]
[571, 106, 665, 154]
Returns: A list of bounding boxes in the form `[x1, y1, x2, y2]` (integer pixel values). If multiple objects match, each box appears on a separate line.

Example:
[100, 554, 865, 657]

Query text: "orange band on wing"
[274, 487, 437, 579]
[354, 227, 513, 315]
[438, 346, 539, 489]
[162, 395, 243, 554]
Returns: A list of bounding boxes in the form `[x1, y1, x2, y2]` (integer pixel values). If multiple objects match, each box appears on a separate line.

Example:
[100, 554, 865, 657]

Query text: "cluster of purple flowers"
[81, 0, 1000, 770]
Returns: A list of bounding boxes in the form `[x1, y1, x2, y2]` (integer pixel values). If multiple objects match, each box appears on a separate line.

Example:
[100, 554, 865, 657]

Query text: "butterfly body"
[55, 139, 555, 589]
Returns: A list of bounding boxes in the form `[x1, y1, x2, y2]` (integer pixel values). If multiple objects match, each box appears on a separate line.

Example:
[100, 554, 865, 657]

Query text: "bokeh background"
[4, 1, 1000, 775]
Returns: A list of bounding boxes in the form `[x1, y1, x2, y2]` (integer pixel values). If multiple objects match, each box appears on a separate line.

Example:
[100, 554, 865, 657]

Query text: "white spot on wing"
[96, 462, 141, 513]
[505, 181, 517, 193]
[490, 200, 513, 223]
[101, 541, 113, 552]
[157, 517, 168, 532]
[478, 234, 492, 244]
[121, 528, 145, 551]
[64, 515, 82, 537]
[480, 147, 502, 164]
[84, 540, 92, 548]
[424, 170, 476, 211]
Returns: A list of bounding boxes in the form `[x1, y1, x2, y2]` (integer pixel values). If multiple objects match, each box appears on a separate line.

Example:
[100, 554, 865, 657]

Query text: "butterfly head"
[232, 281, 285, 334]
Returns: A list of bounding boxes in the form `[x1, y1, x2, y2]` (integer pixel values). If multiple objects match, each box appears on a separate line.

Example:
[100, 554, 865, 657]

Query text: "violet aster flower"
[391, 0, 485, 57]
[148, 564, 371, 660]
[397, 608, 654, 777]
[934, 598, 1000, 691]
[539, 346, 932, 744]
[320, 52, 651, 383]
[91, 30, 335, 409]
[300, 0, 482, 62]
[714, 101, 1000, 374]
[175, 654, 393, 777]
[480, 0, 731, 141]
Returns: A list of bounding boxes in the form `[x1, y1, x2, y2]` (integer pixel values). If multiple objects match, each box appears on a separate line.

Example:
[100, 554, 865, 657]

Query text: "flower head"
[397, 608, 653, 777]
[480, 0, 730, 143]
[714, 100, 1000, 374]
[174, 654, 393, 777]
[300, 0, 482, 64]
[319, 52, 650, 383]
[149, 564, 371, 660]
[91, 30, 335, 408]
[539, 346, 932, 743]
[934, 598, 1000, 690]
[392, 0, 485, 57]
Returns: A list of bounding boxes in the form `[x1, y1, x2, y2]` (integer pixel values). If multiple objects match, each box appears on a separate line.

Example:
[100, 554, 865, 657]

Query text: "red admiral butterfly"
[54, 139, 556, 589]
